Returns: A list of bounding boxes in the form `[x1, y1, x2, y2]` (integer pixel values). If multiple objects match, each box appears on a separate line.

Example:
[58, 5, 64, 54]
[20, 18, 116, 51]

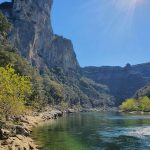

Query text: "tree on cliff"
[0, 65, 32, 120]
[0, 12, 11, 39]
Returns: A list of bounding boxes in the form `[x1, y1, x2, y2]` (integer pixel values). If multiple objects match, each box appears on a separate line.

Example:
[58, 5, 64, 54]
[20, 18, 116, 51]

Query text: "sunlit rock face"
[1, 1, 150, 107]
[82, 63, 150, 105]
[0, 0, 79, 74]
[0, 0, 114, 108]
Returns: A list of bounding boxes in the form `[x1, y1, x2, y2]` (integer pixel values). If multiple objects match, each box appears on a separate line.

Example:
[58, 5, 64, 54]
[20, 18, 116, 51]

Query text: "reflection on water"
[32, 112, 150, 150]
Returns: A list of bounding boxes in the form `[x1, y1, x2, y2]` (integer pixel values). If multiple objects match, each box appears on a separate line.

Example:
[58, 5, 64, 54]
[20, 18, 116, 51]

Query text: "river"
[32, 112, 150, 150]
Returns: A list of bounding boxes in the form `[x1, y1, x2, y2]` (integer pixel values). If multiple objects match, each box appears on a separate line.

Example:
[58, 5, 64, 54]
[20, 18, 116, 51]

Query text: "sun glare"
[113, 0, 144, 12]
[110, 0, 145, 35]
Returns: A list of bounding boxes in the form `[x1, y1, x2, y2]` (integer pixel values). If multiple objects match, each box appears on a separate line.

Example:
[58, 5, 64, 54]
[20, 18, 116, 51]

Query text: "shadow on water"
[32, 112, 150, 150]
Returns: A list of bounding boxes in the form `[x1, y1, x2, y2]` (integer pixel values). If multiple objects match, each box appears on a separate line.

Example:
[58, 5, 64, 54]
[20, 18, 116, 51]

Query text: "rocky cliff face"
[82, 63, 150, 105]
[0, 0, 114, 108]
[0, 0, 79, 74]
[1, 0, 150, 108]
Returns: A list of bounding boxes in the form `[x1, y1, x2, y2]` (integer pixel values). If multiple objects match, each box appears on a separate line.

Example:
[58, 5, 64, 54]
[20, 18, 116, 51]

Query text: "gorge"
[0, 0, 150, 108]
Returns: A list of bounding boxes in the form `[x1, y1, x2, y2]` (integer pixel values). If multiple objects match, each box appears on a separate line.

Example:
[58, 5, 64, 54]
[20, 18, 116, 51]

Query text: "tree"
[120, 96, 150, 112]
[0, 65, 32, 120]
[139, 96, 150, 112]
[120, 98, 138, 111]
[29, 75, 48, 110]
[43, 76, 64, 105]
[0, 12, 11, 38]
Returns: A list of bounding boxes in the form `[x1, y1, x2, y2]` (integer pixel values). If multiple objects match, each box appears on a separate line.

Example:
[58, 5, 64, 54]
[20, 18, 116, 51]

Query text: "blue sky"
[1, 0, 150, 67]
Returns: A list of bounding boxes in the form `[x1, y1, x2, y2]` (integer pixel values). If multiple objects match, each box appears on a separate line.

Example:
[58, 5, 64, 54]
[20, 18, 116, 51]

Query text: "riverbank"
[0, 107, 118, 150]
[0, 108, 63, 150]
[119, 110, 150, 115]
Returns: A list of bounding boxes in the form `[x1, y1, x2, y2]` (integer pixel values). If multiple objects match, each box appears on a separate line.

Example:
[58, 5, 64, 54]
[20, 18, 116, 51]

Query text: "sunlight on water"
[101, 126, 150, 138]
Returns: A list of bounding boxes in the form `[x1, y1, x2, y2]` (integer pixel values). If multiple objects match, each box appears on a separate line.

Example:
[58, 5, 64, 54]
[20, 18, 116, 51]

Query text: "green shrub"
[120, 98, 138, 111]
[0, 65, 32, 120]
[120, 96, 150, 112]
[139, 96, 150, 112]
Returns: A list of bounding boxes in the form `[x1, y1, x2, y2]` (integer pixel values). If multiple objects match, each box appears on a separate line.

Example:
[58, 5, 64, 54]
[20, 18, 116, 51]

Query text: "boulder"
[14, 125, 30, 137]
[50, 110, 63, 119]
[0, 129, 11, 140]
[68, 109, 75, 113]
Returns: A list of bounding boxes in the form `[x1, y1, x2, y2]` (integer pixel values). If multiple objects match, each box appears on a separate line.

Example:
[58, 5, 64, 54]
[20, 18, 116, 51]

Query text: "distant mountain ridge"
[82, 63, 150, 105]
[0, 0, 150, 107]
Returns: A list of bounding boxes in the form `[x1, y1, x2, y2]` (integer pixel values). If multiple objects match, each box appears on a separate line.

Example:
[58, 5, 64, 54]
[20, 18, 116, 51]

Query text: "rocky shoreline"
[0, 107, 118, 150]
[0, 108, 63, 150]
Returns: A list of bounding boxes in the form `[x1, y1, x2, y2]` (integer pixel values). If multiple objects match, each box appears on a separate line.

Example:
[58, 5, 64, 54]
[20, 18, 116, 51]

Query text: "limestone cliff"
[0, 0, 79, 74]
[0, 0, 114, 108]
[2, 0, 150, 107]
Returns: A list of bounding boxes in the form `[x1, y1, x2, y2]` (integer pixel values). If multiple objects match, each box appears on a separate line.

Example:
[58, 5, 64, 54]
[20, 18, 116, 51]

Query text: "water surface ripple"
[32, 112, 150, 150]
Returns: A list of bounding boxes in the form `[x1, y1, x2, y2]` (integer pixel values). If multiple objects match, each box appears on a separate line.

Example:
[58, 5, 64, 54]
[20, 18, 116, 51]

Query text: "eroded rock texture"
[2, 0, 150, 107]
[0, 0, 113, 108]
[0, 0, 79, 74]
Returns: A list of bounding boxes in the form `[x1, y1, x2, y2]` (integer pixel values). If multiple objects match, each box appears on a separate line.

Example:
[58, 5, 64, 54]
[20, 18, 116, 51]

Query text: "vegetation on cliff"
[0, 12, 11, 38]
[0, 12, 71, 110]
[0, 12, 114, 119]
[1, 0, 117, 109]
[0, 13, 32, 120]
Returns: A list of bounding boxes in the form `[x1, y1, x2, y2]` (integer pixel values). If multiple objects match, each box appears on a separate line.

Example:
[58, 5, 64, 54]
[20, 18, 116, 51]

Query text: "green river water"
[32, 112, 150, 150]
